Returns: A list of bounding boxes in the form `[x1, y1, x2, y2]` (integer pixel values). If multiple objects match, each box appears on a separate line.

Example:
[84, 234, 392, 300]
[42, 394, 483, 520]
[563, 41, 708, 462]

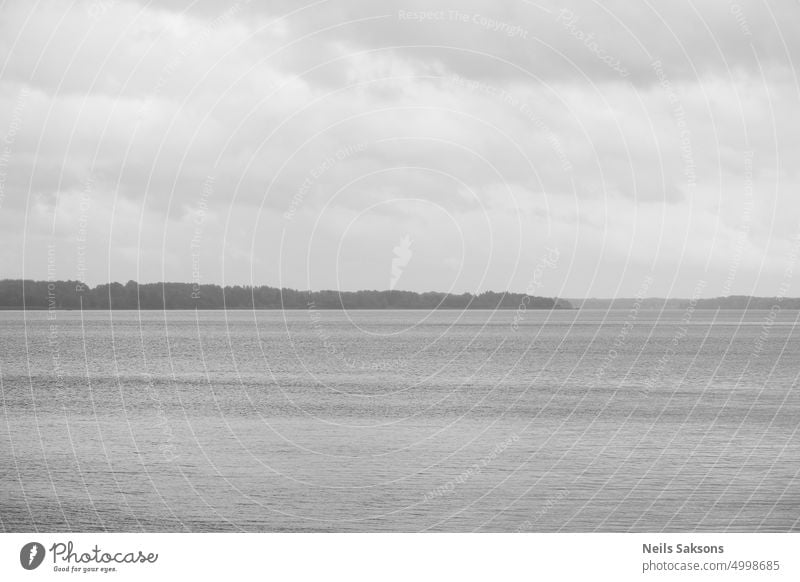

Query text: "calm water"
[1, 309, 798, 532]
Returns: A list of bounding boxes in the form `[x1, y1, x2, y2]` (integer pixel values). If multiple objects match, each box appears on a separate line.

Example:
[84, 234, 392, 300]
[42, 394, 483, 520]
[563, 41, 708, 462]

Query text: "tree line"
[0, 279, 573, 310]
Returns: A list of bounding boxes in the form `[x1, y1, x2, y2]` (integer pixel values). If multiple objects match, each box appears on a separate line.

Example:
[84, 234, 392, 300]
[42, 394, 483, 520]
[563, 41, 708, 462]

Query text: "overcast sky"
[1, 0, 798, 298]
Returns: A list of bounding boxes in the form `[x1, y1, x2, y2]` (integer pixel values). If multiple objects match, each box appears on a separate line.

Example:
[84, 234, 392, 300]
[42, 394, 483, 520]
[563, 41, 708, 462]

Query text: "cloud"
[1, 0, 799, 297]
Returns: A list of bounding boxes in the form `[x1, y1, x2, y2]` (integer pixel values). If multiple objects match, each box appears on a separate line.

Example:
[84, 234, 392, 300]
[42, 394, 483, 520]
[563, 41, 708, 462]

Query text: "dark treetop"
[0, 279, 573, 310]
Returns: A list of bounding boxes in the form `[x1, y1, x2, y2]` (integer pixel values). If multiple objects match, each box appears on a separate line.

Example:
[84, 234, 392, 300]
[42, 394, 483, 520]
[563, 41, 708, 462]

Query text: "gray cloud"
[0, 0, 798, 297]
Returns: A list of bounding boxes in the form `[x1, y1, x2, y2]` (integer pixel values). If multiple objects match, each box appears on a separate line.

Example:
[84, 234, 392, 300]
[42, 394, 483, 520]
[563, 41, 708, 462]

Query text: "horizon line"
[2, 279, 797, 302]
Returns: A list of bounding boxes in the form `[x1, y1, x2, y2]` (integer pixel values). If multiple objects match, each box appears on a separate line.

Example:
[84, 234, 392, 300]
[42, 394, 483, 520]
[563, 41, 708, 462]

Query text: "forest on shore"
[4, 279, 793, 311]
[0, 279, 573, 310]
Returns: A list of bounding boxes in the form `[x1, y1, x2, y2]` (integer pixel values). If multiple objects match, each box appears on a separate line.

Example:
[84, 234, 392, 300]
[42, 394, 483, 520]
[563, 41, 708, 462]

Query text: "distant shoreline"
[0, 279, 572, 310]
[2, 306, 797, 311]
[567, 296, 800, 310]
[0, 279, 798, 310]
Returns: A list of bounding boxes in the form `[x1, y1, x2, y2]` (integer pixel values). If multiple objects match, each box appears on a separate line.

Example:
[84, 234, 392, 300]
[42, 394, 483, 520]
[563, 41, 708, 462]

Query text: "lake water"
[1, 309, 798, 532]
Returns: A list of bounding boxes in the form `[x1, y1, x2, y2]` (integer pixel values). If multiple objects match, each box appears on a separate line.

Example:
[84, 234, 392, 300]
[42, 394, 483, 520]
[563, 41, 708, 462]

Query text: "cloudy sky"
[0, 0, 798, 298]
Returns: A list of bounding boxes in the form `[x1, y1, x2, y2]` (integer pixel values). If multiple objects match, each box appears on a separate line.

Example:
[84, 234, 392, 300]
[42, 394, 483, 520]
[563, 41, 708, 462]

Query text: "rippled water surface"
[1, 309, 798, 531]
